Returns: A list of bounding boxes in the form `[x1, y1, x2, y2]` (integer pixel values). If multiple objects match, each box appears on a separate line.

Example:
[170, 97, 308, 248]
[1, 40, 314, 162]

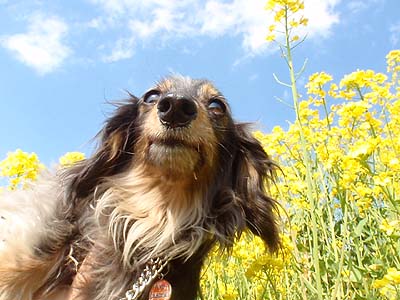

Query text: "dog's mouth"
[145, 135, 206, 175]
[149, 137, 199, 151]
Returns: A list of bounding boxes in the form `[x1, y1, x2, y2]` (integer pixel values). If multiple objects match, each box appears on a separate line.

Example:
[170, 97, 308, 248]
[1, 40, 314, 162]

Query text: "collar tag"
[148, 279, 172, 300]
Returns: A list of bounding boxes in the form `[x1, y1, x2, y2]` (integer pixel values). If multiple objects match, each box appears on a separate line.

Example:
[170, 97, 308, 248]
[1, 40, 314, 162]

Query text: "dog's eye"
[143, 91, 161, 104]
[208, 99, 226, 115]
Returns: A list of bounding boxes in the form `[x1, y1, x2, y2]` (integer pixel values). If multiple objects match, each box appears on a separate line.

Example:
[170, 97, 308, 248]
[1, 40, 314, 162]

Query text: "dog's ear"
[232, 123, 280, 252]
[67, 96, 140, 199]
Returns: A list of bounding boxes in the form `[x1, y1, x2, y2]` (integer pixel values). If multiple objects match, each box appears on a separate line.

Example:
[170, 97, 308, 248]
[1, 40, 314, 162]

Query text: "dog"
[0, 76, 279, 300]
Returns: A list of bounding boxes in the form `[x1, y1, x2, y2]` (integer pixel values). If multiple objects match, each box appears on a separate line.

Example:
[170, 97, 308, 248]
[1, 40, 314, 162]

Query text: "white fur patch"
[0, 172, 61, 258]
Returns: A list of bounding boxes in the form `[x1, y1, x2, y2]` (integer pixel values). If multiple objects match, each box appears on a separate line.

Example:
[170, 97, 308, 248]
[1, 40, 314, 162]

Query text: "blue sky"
[0, 0, 399, 165]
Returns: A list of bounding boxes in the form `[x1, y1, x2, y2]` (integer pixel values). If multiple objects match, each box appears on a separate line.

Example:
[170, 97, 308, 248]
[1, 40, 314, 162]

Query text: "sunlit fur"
[0, 75, 279, 300]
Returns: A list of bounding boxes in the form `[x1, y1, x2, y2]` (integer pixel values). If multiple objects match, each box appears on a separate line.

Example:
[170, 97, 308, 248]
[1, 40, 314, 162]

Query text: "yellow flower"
[268, 24, 276, 32]
[265, 0, 307, 27]
[386, 50, 400, 73]
[0, 149, 44, 189]
[380, 219, 399, 236]
[289, 20, 299, 28]
[299, 16, 308, 26]
[59, 152, 86, 167]
[266, 34, 276, 42]
[306, 72, 333, 97]
[373, 277, 391, 289]
[348, 139, 378, 158]
[337, 101, 370, 127]
[340, 69, 388, 92]
[373, 267, 400, 300]
[386, 268, 400, 284]
[292, 35, 300, 42]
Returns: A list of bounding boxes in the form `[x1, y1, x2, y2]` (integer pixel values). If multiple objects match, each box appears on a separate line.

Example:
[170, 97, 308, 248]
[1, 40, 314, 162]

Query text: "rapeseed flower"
[59, 151, 85, 167]
[0, 149, 44, 189]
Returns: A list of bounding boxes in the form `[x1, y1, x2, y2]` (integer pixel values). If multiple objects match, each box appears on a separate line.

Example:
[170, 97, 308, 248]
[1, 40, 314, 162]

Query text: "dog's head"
[68, 76, 279, 252]
[133, 76, 226, 178]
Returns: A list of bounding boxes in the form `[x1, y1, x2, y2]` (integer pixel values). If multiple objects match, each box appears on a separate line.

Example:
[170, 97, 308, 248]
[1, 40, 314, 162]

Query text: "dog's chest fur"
[64, 168, 213, 300]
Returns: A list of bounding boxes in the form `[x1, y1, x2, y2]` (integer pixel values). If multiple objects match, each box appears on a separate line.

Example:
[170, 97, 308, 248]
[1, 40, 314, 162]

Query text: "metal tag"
[148, 279, 172, 300]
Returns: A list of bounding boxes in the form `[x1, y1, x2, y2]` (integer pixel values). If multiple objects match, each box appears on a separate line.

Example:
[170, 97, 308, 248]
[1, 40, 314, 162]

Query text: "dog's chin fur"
[98, 164, 212, 268]
[0, 75, 280, 300]
[147, 143, 202, 176]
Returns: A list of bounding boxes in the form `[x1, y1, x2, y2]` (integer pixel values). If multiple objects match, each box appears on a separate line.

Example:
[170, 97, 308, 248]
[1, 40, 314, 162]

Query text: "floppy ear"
[232, 123, 280, 252]
[66, 96, 140, 200]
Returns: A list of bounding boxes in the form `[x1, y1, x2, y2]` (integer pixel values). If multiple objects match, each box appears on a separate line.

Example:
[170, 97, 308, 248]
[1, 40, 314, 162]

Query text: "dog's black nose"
[157, 94, 197, 127]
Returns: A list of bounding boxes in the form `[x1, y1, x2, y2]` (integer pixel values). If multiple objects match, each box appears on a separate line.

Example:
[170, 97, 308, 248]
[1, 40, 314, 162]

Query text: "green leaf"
[354, 218, 368, 236]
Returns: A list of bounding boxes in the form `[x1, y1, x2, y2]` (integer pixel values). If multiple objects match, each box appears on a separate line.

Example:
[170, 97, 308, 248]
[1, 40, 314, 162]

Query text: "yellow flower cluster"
[254, 49, 400, 299]
[373, 268, 400, 300]
[59, 151, 86, 167]
[0, 150, 86, 190]
[265, 0, 308, 43]
[305, 72, 333, 100]
[379, 219, 399, 236]
[0, 149, 44, 190]
[200, 232, 294, 299]
[386, 49, 400, 73]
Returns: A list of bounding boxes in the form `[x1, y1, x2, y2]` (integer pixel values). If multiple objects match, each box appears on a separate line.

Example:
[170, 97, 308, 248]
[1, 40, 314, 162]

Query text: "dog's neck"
[94, 164, 212, 269]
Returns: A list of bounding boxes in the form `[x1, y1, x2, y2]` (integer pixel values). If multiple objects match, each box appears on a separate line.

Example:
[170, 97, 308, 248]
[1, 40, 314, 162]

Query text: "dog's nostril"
[157, 98, 171, 113]
[182, 100, 197, 117]
[157, 96, 197, 127]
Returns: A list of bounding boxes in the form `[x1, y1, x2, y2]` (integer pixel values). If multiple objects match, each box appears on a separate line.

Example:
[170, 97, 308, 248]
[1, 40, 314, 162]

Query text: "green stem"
[332, 204, 349, 300]
[320, 85, 332, 131]
[284, 5, 324, 300]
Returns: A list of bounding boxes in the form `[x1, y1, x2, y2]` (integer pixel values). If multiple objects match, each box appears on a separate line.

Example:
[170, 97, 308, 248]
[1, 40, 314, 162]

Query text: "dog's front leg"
[66, 255, 94, 300]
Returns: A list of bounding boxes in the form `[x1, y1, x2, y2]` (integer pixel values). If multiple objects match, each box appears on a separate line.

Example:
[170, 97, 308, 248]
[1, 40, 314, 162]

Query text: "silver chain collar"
[119, 257, 169, 300]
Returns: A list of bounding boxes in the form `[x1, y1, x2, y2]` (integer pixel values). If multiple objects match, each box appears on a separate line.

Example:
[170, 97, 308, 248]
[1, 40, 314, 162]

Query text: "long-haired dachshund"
[0, 76, 279, 300]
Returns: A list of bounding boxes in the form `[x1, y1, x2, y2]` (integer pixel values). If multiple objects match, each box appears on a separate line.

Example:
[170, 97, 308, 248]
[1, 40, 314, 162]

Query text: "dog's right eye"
[208, 99, 226, 116]
[143, 91, 161, 104]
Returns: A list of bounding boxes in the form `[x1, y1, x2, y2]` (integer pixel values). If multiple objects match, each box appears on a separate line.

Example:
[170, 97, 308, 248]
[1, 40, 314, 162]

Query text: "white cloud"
[198, 0, 340, 53]
[86, 17, 106, 30]
[198, 0, 274, 54]
[102, 37, 135, 62]
[90, 0, 341, 62]
[1, 13, 71, 75]
[304, 0, 340, 38]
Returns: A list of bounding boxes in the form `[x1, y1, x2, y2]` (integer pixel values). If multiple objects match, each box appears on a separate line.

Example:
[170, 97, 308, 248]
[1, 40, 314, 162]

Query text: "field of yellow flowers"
[198, 48, 400, 300]
[1, 49, 399, 299]
[1, 1, 400, 299]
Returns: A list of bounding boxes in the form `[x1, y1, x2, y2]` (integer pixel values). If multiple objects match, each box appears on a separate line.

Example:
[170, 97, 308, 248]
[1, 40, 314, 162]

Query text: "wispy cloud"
[102, 37, 135, 62]
[390, 22, 400, 46]
[1, 1, 341, 68]
[346, 0, 384, 14]
[90, 0, 341, 62]
[1, 13, 71, 75]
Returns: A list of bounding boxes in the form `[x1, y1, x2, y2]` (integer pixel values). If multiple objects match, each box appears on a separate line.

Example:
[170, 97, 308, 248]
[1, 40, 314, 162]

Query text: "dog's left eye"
[143, 91, 161, 104]
[208, 99, 226, 115]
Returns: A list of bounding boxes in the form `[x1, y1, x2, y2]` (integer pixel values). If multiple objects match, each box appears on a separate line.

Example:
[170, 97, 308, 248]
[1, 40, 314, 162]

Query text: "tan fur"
[135, 96, 218, 177]
[199, 83, 220, 99]
[109, 133, 125, 161]
[37, 288, 70, 300]
[0, 252, 64, 300]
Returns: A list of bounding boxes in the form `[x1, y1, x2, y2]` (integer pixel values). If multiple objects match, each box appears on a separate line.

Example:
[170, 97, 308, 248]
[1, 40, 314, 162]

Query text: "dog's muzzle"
[157, 94, 197, 128]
